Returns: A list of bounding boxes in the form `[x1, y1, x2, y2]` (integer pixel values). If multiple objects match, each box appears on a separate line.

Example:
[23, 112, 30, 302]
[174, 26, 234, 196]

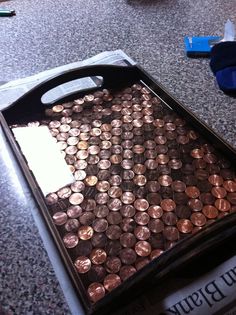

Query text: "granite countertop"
[0, 0, 236, 314]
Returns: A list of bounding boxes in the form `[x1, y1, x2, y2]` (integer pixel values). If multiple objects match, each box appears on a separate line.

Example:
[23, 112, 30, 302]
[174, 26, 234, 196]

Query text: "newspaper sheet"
[0, 49, 135, 110]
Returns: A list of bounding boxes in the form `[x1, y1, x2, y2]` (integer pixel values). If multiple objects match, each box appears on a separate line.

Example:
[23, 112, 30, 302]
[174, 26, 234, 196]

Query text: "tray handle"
[3, 64, 140, 123]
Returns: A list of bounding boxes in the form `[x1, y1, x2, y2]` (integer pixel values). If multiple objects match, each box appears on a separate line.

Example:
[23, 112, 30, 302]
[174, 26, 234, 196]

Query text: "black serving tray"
[1, 64, 236, 315]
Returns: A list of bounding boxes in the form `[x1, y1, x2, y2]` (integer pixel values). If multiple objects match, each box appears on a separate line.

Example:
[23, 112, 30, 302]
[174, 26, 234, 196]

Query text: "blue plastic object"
[184, 36, 222, 57]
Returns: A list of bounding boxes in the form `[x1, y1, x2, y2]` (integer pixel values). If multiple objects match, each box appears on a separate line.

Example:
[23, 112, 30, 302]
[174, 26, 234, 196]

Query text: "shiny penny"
[103, 274, 121, 292]
[87, 283, 105, 303]
[74, 256, 91, 274]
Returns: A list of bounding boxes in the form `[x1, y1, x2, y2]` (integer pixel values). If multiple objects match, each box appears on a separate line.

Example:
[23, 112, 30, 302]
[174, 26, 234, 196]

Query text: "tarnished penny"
[74, 256, 91, 274]
[119, 248, 137, 264]
[105, 257, 121, 273]
[148, 219, 164, 233]
[150, 249, 164, 260]
[121, 192, 136, 204]
[67, 205, 82, 218]
[119, 265, 137, 281]
[163, 226, 179, 241]
[120, 233, 136, 248]
[106, 225, 122, 240]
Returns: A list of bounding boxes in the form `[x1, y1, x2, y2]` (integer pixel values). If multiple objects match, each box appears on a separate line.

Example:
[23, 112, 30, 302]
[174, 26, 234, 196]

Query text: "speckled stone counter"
[0, 0, 236, 314]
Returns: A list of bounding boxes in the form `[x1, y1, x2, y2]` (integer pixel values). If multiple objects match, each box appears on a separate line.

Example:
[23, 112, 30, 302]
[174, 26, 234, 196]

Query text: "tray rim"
[1, 63, 236, 315]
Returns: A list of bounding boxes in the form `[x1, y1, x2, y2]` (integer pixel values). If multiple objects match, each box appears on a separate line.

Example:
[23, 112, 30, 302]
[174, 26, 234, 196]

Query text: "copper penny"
[203, 153, 217, 164]
[227, 192, 236, 205]
[150, 249, 164, 260]
[133, 145, 145, 154]
[191, 148, 204, 159]
[134, 199, 149, 211]
[119, 248, 137, 264]
[96, 181, 110, 192]
[134, 212, 150, 225]
[90, 248, 107, 265]
[105, 257, 121, 273]
[52, 212, 67, 225]
[106, 225, 122, 240]
[107, 212, 122, 225]
[67, 205, 82, 218]
[78, 226, 94, 240]
[158, 175, 172, 186]
[211, 187, 227, 199]
[148, 219, 164, 233]
[160, 199, 176, 212]
[223, 180, 236, 192]
[135, 241, 151, 257]
[134, 226, 150, 240]
[133, 164, 146, 175]
[177, 219, 193, 233]
[97, 159, 111, 170]
[215, 199, 231, 212]
[119, 266, 137, 281]
[146, 181, 160, 193]
[120, 192, 135, 205]
[79, 212, 95, 225]
[120, 233, 136, 248]
[188, 199, 203, 211]
[208, 175, 224, 186]
[168, 159, 182, 170]
[190, 212, 207, 226]
[162, 212, 178, 226]
[120, 205, 136, 218]
[145, 159, 158, 170]
[163, 226, 179, 241]
[69, 192, 84, 205]
[148, 205, 163, 218]
[74, 170, 87, 180]
[91, 233, 107, 248]
[107, 198, 122, 211]
[199, 192, 215, 205]
[157, 154, 169, 165]
[171, 181, 186, 192]
[76, 150, 89, 160]
[74, 256, 91, 274]
[185, 186, 200, 198]
[108, 186, 122, 198]
[135, 258, 150, 270]
[92, 218, 108, 233]
[84, 176, 98, 187]
[74, 160, 87, 170]
[63, 233, 79, 248]
[65, 218, 80, 232]
[87, 283, 105, 303]
[133, 175, 147, 186]
[57, 187, 72, 199]
[109, 175, 122, 186]
[95, 192, 109, 205]
[45, 193, 58, 205]
[104, 274, 121, 292]
[88, 145, 100, 155]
